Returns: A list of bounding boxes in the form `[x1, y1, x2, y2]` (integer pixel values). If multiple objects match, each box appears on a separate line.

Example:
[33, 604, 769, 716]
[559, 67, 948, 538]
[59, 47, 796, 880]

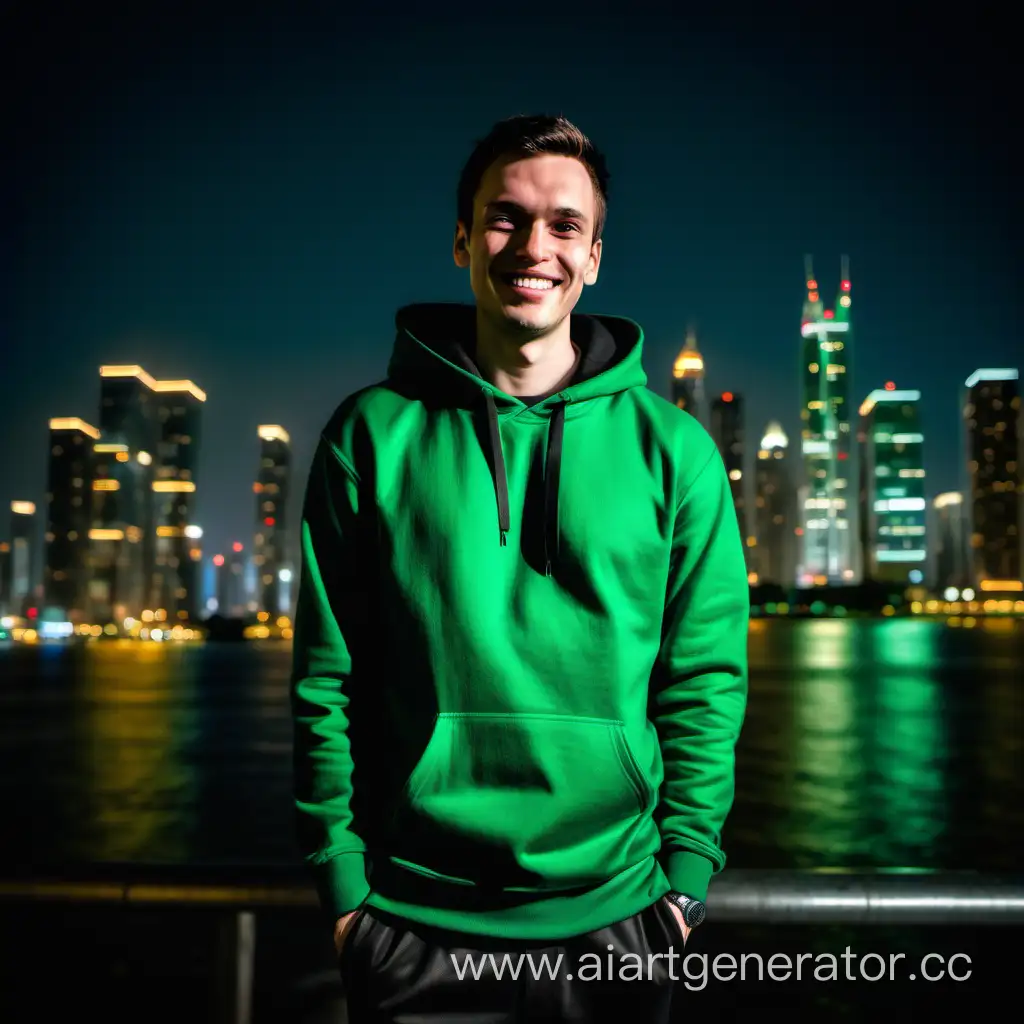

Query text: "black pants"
[339, 897, 683, 1023]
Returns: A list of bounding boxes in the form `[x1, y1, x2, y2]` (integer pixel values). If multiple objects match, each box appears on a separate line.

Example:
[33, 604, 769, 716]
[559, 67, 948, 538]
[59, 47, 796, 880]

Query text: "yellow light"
[49, 417, 101, 439]
[11, 501, 36, 515]
[746, 571, 758, 584]
[99, 364, 162, 390]
[258, 425, 291, 444]
[88, 528, 125, 540]
[882, 604, 895, 616]
[92, 479, 120, 491]
[672, 354, 704, 377]
[156, 526, 183, 537]
[152, 481, 196, 492]
[116, 451, 130, 463]
[979, 579, 1023, 591]
[910, 601, 923, 613]
[152, 379, 207, 402]
[94, 443, 128, 453]
[137, 450, 153, 466]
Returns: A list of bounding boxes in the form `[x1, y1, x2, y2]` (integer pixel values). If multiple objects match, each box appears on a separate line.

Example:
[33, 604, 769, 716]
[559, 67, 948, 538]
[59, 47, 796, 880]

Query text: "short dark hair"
[456, 114, 610, 243]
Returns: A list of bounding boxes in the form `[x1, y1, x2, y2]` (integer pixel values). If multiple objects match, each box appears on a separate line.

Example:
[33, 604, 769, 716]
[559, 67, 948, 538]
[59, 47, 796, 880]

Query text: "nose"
[514, 221, 552, 265]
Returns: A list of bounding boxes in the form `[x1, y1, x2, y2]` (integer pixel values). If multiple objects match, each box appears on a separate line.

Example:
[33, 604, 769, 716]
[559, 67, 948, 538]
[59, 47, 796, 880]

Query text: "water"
[0, 617, 1021, 871]
[0, 618, 1021, 1021]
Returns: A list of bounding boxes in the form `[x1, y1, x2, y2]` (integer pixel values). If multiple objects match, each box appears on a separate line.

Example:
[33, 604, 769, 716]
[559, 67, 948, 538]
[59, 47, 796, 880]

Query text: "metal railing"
[1, 866, 1022, 1023]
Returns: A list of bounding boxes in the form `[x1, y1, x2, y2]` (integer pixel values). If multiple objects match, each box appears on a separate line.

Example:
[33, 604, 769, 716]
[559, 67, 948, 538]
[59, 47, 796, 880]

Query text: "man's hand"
[333, 908, 361, 957]
[665, 899, 691, 946]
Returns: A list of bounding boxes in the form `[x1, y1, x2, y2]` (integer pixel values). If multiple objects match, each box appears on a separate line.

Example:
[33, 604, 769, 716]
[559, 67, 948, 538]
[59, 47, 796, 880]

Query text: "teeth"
[511, 276, 555, 290]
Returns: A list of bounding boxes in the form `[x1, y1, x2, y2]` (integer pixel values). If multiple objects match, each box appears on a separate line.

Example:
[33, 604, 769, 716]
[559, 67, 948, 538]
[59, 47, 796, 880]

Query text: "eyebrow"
[484, 200, 589, 223]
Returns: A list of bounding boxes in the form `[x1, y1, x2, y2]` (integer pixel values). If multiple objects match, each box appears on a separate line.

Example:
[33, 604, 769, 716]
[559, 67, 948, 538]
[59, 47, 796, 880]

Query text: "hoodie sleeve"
[290, 434, 372, 923]
[652, 443, 750, 902]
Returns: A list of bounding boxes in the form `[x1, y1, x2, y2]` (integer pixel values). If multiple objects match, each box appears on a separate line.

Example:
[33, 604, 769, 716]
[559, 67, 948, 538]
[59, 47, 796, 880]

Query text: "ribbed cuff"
[315, 851, 370, 921]
[664, 850, 714, 901]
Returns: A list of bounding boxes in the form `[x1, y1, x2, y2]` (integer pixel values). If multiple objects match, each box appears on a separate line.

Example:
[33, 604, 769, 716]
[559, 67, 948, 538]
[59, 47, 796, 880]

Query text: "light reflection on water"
[0, 620, 1021, 871]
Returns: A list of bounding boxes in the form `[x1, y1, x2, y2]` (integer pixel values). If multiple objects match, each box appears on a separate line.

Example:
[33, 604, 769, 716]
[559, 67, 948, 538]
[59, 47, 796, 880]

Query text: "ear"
[583, 237, 602, 286]
[453, 222, 471, 269]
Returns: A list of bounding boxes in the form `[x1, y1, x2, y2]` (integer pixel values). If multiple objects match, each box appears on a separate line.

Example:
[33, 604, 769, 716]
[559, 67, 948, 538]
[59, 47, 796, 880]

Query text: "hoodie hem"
[362, 855, 671, 941]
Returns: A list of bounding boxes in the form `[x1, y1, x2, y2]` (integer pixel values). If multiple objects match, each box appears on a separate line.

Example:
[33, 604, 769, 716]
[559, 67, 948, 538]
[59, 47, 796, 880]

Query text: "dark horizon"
[4, 7, 1018, 560]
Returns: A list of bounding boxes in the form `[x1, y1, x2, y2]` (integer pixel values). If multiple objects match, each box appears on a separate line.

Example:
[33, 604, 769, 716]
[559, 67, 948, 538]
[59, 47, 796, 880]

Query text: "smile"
[499, 273, 562, 293]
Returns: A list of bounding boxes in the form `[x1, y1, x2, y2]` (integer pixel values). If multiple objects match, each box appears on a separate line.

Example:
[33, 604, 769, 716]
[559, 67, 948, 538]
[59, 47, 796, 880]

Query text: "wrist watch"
[665, 892, 706, 928]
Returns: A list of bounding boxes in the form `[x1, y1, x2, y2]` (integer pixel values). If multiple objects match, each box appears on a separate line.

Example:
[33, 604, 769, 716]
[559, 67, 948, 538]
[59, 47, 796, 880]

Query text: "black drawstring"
[481, 389, 568, 574]
[483, 391, 510, 546]
[543, 401, 566, 577]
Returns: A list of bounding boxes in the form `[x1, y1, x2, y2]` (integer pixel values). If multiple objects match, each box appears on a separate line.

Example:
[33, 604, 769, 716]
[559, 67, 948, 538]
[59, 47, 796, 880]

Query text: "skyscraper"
[8, 502, 38, 616]
[710, 391, 747, 556]
[798, 255, 854, 586]
[963, 367, 1021, 589]
[754, 421, 797, 587]
[671, 327, 706, 428]
[44, 417, 100, 618]
[150, 378, 206, 622]
[932, 492, 970, 591]
[857, 384, 926, 585]
[253, 425, 292, 617]
[89, 365, 161, 621]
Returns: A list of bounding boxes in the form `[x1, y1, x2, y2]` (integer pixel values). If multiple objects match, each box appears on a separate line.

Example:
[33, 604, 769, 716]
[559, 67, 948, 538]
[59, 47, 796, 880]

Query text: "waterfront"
[1, 617, 1021, 873]
[0, 618, 1021, 1021]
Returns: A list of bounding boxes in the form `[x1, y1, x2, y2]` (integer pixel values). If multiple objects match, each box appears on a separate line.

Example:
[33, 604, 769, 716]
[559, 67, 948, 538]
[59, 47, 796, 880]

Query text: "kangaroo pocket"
[386, 712, 656, 891]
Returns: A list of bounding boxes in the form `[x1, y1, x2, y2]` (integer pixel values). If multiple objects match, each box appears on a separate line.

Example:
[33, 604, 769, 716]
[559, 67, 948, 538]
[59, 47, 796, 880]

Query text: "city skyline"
[6, 11, 1017, 584]
[1, 277, 1019, 622]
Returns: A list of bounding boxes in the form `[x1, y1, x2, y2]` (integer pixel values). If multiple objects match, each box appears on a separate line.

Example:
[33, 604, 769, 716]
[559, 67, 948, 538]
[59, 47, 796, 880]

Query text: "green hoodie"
[291, 303, 748, 940]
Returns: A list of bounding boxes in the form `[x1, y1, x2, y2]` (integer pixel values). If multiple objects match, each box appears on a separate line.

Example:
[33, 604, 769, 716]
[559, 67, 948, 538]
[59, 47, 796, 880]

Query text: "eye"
[554, 222, 580, 234]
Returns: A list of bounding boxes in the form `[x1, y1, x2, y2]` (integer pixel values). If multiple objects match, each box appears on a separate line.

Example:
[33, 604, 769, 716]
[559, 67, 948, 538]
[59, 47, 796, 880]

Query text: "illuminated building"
[212, 542, 247, 617]
[964, 367, 1021, 589]
[254, 425, 292, 616]
[89, 366, 161, 621]
[754, 421, 797, 586]
[7, 501, 39, 616]
[44, 418, 100, 618]
[150, 378, 206, 622]
[0, 541, 10, 615]
[931, 492, 970, 591]
[798, 255, 854, 585]
[857, 384, 926, 584]
[710, 392, 748, 562]
[671, 327, 707, 427]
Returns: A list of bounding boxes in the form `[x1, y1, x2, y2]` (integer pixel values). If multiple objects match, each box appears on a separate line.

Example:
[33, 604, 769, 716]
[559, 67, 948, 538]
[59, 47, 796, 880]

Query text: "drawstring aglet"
[499, 529, 508, 547]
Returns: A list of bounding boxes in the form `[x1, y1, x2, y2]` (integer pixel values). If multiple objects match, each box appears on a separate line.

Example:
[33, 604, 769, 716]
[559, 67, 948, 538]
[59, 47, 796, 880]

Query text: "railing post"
[214, 909, 256, 1024]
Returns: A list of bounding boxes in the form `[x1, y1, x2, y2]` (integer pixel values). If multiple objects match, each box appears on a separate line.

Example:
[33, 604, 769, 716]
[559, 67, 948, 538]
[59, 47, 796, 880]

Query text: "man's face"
[454, 153, 602, 340]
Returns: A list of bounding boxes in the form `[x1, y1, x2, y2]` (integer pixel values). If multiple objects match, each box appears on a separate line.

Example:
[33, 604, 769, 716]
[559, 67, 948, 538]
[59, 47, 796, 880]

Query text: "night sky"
[5, 5, 1017, 563]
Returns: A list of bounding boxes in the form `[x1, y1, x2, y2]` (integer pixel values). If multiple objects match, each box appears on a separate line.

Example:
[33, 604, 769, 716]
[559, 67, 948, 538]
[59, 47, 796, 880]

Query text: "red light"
[807, 280, 817, 290]
[264, 516, 275, 527]
[213, 554, 225, 567]
[823, 310, 835, 319]
[232, 541, 243, 553]
[841, 280, 851, 291]
[838, 451, 848, 460]
[884, 381, 896, 391]
[27, 607, 37, 619]
[722, 391, 734, 402]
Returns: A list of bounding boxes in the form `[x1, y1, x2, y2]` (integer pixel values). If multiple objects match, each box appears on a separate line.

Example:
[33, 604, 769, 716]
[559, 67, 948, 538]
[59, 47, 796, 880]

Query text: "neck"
[474, 311, 577, 397]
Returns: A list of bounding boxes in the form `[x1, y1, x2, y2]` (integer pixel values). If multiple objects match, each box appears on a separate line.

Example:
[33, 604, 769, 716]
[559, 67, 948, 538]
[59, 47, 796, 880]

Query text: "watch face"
[685, 900, 706, 927]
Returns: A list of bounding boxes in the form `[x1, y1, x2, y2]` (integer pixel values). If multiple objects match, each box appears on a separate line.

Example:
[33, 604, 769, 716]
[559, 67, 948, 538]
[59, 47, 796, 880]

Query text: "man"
[291, 113, 749, 1023]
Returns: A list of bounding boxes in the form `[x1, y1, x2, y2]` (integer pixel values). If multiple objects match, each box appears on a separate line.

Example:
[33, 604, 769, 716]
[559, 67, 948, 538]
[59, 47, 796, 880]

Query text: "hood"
[385, 302, 648, 576]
